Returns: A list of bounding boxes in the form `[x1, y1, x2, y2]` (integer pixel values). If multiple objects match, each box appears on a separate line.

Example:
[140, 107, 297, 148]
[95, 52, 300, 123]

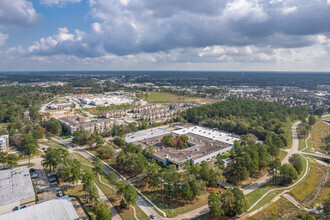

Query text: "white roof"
[126, 128, 171, 143]
[0, 166, 35, 207]
[0, 196, 79, 220]
[173, 126, 240, 145]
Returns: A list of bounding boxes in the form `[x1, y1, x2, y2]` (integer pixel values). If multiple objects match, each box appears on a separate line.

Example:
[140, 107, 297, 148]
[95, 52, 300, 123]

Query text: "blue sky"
[1, 0, 330, 71]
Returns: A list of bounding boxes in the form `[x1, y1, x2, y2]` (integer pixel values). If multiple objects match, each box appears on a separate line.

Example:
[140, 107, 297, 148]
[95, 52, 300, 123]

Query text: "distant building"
[0, 195, 79, 220]
[58, 116, 121, 135]
[0, 135, 9, 152]
[0, 166, 35, 215]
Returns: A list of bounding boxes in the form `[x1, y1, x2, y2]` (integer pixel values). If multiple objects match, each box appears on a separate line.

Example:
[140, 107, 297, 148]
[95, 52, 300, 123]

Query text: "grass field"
[248, 197, 301, 220]
[42, 139, 67, 149]
[59, 133, 71, 140]
[84, 104, 132, 116]
[310, 121, 329, 154]
[142, 92, 217, 104]
[290, 161, 328, 208]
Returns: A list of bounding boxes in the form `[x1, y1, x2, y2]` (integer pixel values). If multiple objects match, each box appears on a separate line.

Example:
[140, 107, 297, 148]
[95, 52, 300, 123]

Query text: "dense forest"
[184, 98, 308, 146]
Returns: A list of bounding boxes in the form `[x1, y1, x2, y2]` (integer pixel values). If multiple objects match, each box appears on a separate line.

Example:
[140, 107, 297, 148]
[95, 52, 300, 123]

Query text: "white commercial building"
[0, 135, 9, 152]
[0, 196, 79, 220]
[128, 125, 240, 168]
[0, 166, 35, 215]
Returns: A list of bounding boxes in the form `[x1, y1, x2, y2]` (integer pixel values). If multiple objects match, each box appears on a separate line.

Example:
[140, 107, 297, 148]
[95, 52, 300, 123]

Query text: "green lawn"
[278, 150, 288, 161]
[84, 104, 132, 116]
[59, 133, 71, 140]
[42, 139, 67, 149]
[248, 197, 300, 220]
[142, 92, 217, 104]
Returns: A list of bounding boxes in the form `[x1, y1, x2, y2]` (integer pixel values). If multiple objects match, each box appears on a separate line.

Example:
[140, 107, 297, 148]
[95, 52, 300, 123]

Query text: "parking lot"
[30, 160, 58, 203]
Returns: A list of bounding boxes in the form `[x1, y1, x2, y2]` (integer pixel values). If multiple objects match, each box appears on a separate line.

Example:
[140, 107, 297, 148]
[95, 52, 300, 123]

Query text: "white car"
[58, 191, 63, 197]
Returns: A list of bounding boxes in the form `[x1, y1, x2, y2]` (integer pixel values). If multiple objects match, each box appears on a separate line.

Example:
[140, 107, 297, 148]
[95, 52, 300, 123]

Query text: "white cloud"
[0, 32, 9, 46]
[92, 22, 102, 33]
[39, 0, 81, 6]
[0, 0, 42, 27]
[224, 0, 269, 23]
[281, 6, 297, 15]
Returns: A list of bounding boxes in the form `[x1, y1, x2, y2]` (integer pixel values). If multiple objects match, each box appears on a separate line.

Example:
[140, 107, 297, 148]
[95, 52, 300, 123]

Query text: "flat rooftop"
[125, 127, 171, 143]
[135, 132, 232, 164]
[173, 125, 240, 145]
[0, 196, 79, 220]
[0, 166, 35, 207]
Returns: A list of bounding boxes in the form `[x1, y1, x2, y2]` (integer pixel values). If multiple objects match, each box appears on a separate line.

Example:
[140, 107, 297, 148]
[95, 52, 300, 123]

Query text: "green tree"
[117, 181, 138, 208]
[208, 192, 224, 216]
[289, 154, 304, 174]
[114, 136, 126, 147]
[33, 126, 45, 139]
[42, 147, 69, 172]
[23, 142, 38, 164]
[47, 118, 61, 134]
[95, 203, 112, 220]
[92, 157, 103, 175]
[97, 144, 115, 159]
[268, 158, 281, 184]
[280, 164, 298, 185]
[308, 115, 316, 125]
[181, 182, 194, 201]
[230, 188, 247, 215]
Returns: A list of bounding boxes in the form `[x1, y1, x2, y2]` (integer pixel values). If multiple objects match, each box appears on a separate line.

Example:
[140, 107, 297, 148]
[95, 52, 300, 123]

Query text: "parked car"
[21, 205, 27, 209]
[50, 181, 58, 186]
[58, 191, 63, 197]
[47, 174, 56, 178]
[30, 173, 38, 178]
[37, 190, 44, 194]
[42, 147, 46, 150]
[13, 206, 19, 211]
[149, 214, 155, 219]
[49, 177, 57, 183]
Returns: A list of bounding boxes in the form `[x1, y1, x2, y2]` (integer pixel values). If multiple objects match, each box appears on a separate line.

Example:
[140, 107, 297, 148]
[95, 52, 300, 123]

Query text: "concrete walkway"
[94, 183, 122, 220]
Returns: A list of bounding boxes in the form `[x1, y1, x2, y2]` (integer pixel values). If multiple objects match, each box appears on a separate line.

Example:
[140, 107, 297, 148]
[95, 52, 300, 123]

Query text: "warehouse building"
[127, 125, 240, 169]
[0, 196, 79, 220]
[0, 166, 35, 215]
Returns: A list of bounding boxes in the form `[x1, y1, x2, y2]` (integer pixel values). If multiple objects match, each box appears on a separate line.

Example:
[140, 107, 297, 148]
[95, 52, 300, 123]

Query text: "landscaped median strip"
[84, 150, 168, 218]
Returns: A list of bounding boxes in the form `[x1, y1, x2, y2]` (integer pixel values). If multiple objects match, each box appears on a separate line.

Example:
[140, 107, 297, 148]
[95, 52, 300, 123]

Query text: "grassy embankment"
[245, 154, 308, 212]
[290, 162, 329, 208]
[301, 121, 329, 153]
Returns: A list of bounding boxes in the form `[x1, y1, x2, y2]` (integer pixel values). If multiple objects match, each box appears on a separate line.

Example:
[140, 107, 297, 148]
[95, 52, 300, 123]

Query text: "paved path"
[283, 194, 311, 211]
[94, 183, 122, 220]
[242, 121, 301, 195]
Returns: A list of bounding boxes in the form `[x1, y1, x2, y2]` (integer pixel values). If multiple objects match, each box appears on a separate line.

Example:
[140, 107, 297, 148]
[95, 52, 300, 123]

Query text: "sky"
[0, 0, 330, 71]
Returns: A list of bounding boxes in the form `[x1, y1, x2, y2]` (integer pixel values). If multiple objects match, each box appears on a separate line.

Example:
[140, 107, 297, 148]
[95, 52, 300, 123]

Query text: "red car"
[37, 190, 44, 194]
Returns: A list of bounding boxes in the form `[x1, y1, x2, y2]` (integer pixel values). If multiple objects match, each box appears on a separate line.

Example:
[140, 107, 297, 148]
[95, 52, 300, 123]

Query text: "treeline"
[184, 98, 308, 144]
